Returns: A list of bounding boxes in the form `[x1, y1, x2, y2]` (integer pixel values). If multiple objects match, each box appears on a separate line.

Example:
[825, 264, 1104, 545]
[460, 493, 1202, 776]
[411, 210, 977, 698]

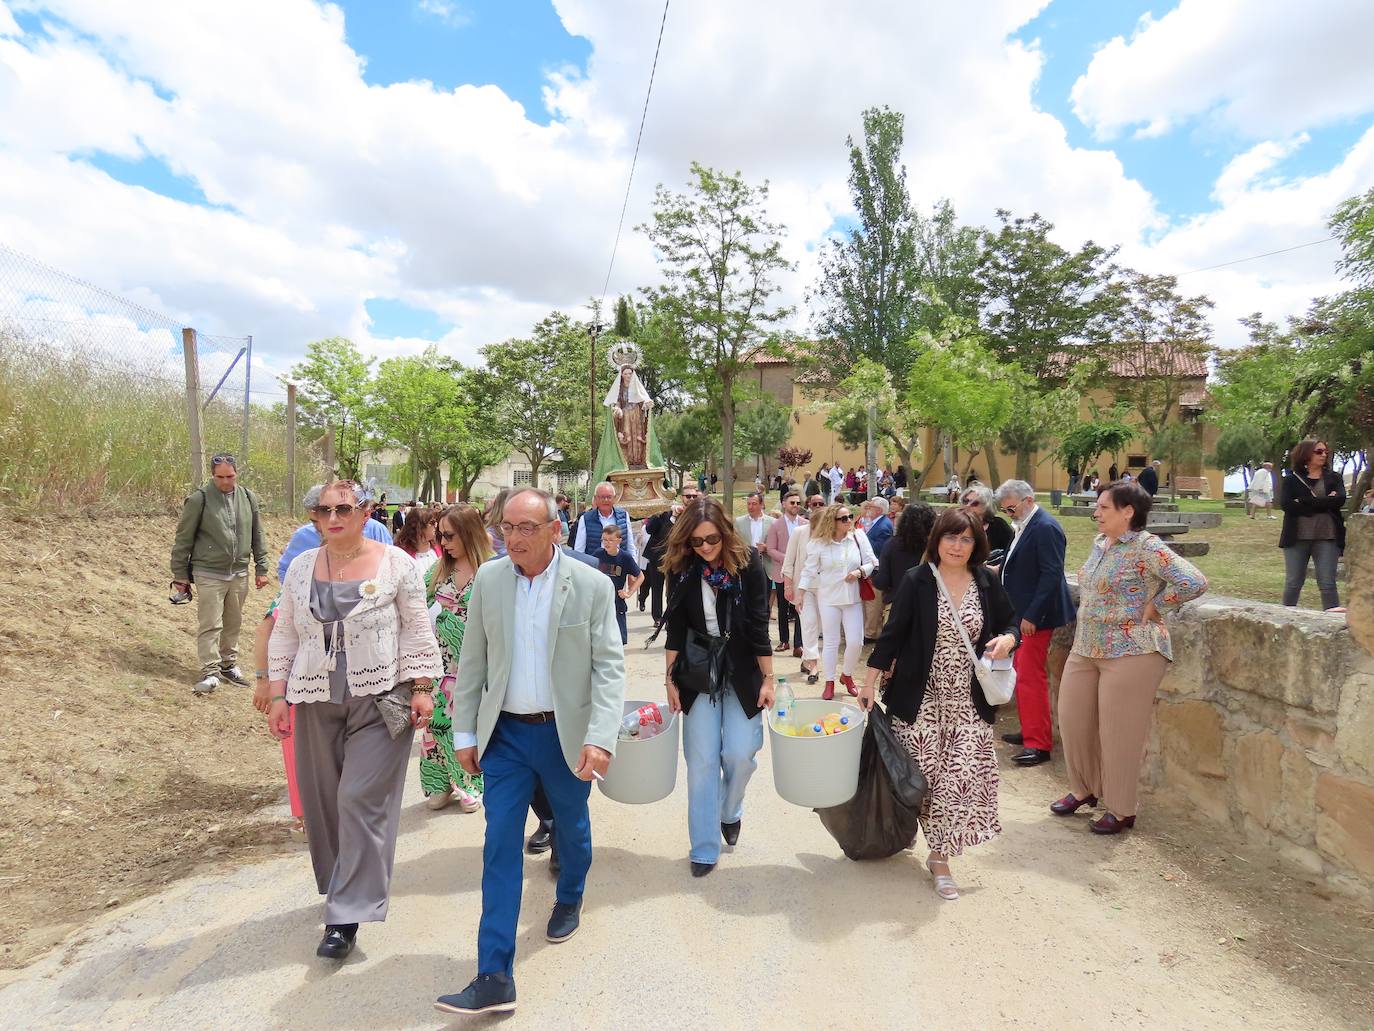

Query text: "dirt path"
[3, 606, 1370, 1030]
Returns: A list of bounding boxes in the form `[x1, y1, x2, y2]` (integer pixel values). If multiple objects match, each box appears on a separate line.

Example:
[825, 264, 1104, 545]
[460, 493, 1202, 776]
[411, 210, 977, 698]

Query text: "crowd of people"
[166, 435, 1370, 1015]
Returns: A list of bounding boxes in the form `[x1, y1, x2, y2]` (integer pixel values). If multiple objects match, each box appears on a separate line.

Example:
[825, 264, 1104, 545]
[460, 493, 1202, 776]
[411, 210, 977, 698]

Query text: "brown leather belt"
[502, 710, 556, 724]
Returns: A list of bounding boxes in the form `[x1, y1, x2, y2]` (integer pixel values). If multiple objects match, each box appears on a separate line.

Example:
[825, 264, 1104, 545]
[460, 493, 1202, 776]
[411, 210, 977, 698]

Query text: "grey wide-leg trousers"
[293, 694, 415, 924]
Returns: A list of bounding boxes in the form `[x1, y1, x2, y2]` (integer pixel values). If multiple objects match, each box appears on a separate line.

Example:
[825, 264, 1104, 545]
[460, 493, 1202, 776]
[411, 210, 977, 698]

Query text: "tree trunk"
[1015, 448, 1034, 483]
[1348, 461, 1372, 516]
[721, 372, 736, 510]
[530, 458, 542, 490]
[916, 451, 941, 489]
[984, 443, 1002, 490]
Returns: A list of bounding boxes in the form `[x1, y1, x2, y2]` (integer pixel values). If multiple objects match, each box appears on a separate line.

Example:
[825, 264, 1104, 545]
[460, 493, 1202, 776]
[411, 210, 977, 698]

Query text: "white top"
[1250, 468, 1273, 494]
[746, 515, 767, 547]
[828, 466, 845, 491]
[800, 531, 877, 608]
[503, 547, 561, 714]
[1003, 503, 1040, 570]
[701, 578, 720, 637]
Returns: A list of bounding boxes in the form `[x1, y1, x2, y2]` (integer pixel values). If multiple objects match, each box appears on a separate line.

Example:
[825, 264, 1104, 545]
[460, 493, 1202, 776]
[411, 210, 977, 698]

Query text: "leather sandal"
[926, 858, 959, 901]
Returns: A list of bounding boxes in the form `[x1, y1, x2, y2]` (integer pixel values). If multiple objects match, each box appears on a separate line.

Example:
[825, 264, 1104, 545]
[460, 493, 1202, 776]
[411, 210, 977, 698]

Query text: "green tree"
[367, 348, 471, 499]
[1149, 422, 1203, 502]
[733, 394, 792, 469]
[641, 163, 794, 506]
[821, 357, 925, 479]
[478, 312, 590, 489]
[1055, 413, 1135, 483]
[1208, 321, 1304, 469]
[289, 336, 374, 479]
[656, 405, 722, 487]
[812, 106, 921, 384]
[1099, 270, 1214, 438]
[441, 367, 509, 501]
[903, 324, 1014, 486]
[1209, 424, 1270, 487]
[912, 198, 984, 332]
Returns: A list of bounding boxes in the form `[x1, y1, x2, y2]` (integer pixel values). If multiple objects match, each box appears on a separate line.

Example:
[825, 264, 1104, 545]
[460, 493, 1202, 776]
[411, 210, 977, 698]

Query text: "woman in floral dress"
[421, 505, 494, 812]
[861, 507, 1020, 900]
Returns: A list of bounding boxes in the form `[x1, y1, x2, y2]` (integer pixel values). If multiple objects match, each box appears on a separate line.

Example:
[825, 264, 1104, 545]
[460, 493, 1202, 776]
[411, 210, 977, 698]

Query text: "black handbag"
[673, 593, 733, 698]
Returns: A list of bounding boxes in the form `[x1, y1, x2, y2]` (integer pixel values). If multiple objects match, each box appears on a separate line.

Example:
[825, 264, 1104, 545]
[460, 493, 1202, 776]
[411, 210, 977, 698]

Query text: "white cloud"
[0, 0, 1365, 378]
[1071, 0, 1374, 140]
[416, 1, 470, 29]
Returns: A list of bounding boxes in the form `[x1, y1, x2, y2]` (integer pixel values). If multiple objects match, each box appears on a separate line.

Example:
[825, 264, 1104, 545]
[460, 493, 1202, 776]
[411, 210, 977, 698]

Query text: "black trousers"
[774, 579, 801, 647]
[531, 783, 553, 824]
[643, 563, 666, 622]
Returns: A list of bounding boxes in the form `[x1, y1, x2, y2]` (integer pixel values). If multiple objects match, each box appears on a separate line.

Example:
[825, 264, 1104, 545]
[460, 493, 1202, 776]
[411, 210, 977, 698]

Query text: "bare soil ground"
[0, 511, 300, 969]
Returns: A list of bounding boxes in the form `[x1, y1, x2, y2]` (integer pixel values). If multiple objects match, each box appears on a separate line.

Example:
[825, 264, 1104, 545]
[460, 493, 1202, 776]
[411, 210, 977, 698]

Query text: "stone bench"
[1147, 522, 1190, 538]
[1225, 500, 1246, 509]
[1164, 540, 1211, 557]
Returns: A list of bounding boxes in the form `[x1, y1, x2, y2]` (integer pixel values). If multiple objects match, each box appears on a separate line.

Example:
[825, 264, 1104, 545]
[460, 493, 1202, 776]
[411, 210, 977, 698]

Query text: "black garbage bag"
[815, 703, 928, 860]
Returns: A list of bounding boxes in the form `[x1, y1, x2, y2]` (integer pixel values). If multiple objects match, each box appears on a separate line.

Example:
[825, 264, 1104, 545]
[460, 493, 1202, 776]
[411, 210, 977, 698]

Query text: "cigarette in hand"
[591, 769, 605, 782]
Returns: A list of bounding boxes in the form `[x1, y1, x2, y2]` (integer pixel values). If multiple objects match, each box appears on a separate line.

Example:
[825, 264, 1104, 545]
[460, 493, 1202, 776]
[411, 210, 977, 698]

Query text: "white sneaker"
[220, 665, 251, 686]
[193, 676, 219, 695]
[426, 789, 454, 811]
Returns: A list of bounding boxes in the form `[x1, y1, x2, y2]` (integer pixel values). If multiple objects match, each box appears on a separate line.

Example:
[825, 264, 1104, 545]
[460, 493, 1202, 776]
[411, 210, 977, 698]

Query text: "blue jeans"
[682, 689, 763, 864]
[477, 716, 593, 977]
[1282, 539, 1340, 609]
[615, 606, 628, 645]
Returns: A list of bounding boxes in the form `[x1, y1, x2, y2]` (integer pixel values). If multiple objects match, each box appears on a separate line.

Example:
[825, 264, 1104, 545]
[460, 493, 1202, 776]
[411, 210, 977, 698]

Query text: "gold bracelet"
[410, 682, 435, 694]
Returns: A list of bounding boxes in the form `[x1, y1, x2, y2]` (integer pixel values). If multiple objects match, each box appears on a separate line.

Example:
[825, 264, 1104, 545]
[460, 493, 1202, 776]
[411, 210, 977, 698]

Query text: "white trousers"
[819, 601, 864, 682]
[798, 589, 820, 661]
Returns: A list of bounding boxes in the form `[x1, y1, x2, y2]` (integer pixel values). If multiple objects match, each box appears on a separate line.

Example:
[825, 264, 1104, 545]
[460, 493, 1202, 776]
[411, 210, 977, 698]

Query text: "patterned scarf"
[697, 558, 736, 593]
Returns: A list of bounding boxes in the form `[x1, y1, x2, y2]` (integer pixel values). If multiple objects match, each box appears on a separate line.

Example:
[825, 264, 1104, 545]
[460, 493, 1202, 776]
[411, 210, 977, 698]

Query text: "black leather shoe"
[526, 820, 553, 854]
[315, 924, 357, 960]
[691, 861, 715, 877]
[1049, 793, 1097, 815]
[721, 820, 741, 847]
[1089, 812, 1136, 835]
[435, 973, 517, 1016]
[549, 841, 561, 876]
[546, 901, 581, 943]
[1012, 748, 1052, 766]
[1002, 732, 1024, 746]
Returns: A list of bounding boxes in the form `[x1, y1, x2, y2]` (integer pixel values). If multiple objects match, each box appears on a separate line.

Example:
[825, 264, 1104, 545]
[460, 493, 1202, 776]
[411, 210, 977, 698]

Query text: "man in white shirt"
[743, 491, 773, 554]
[438, 489, 625, 1017]
[828, 463, 846, 500]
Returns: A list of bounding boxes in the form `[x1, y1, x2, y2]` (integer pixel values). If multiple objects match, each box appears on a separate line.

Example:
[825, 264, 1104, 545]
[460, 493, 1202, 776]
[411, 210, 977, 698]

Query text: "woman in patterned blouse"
[1051, 481, 1208, 834]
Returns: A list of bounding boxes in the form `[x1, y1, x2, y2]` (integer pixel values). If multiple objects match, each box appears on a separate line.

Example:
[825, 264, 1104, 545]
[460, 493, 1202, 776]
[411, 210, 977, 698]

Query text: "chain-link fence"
[0, 243, 322, 511]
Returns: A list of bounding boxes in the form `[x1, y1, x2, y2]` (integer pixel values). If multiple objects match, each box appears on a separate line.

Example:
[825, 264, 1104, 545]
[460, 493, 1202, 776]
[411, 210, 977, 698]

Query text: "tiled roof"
[1048, 343, 1209, 380]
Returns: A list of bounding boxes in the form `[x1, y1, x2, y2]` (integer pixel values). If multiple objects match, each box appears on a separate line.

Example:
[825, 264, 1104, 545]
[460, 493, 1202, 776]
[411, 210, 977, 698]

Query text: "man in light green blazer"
[436, 488, 626, 1018]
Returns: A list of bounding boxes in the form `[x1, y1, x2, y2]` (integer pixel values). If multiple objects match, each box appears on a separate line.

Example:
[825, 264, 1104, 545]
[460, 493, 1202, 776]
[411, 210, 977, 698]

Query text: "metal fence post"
[182, 327, 203, 484]
[241, 335, 252, 472]
[286, 382, 297, 517]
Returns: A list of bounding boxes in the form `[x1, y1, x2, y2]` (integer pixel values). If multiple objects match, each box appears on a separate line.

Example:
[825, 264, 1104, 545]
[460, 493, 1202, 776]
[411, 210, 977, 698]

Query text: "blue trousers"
[477, 716, 593, 977]
[682, 690, 763, 864]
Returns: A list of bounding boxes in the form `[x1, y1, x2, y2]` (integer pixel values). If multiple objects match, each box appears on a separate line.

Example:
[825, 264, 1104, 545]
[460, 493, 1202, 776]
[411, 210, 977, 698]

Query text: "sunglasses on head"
[312, 504, 356, 518]
[688, 533, 722, 548]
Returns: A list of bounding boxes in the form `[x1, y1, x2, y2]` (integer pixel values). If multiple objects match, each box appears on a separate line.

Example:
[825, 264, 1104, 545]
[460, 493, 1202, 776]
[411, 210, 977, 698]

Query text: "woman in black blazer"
[659, 498, 775, 877]
[860, 508, 1019, 901]
[1278, 438, 1346, 611]
[872, 500, 936, 595]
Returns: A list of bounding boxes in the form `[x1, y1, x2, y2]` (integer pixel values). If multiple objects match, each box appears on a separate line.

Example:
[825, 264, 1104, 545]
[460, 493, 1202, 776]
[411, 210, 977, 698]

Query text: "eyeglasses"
[436, 530, 456, 542]
[499, 520, 551, 537]
[688, 533, 722, 548]
[1314, 448, 1328, 455]
[944, 534, 976, 546]
[836, 514, 852, 522]
[312, 504, 356, 519]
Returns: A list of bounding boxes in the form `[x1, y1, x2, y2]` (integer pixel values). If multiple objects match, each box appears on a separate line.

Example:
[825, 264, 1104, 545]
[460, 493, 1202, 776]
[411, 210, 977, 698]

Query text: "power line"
[1175, 236, 1337, 277]
[598, 0, 670, 307]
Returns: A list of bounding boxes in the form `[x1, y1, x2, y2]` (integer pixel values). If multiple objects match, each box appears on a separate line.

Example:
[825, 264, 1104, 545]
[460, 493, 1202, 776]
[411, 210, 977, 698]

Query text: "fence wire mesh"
[0, 243, 320, 511]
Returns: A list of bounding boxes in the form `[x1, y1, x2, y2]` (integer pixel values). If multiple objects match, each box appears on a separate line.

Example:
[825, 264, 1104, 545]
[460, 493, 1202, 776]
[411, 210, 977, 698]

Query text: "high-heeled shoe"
[926, 858, 959, 901]
[1089, 812, 1135, 835]
[1049, 793, 1097, 816]
[822, 680, 835, 701]
[840, 674, 858, 697]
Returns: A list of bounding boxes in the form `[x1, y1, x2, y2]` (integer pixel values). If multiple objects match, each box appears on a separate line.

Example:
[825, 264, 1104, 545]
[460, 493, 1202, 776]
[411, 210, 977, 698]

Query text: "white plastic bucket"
[769, 699, 866, 808]
[597, 699, 680, 804]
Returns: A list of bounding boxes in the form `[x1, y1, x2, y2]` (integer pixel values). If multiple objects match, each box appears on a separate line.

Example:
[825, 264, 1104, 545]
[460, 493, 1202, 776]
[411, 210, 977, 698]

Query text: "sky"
[1, 0, 1372, 394]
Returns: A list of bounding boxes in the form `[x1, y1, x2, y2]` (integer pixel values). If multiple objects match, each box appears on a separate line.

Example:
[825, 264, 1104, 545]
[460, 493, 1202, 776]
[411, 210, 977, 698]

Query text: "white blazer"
[800, 531, 877, 608]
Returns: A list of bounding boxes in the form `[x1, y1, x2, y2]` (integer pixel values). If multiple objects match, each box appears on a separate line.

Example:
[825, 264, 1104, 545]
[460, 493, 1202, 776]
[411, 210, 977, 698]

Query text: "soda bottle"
[774, 677, 797, 735]
[619, 703, 665, 740]
[820, 713, 843, 736]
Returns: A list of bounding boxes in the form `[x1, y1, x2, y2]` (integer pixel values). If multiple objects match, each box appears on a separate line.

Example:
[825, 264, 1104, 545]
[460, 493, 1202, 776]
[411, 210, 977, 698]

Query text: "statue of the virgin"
[592, 340, 665, 481]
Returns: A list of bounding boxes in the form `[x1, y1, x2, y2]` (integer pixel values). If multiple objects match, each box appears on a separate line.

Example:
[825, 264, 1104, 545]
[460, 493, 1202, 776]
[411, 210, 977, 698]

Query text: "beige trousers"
[1058, 650, 1170, 819]
[861, 587, 887, 639]
[193, 573, 249, 679]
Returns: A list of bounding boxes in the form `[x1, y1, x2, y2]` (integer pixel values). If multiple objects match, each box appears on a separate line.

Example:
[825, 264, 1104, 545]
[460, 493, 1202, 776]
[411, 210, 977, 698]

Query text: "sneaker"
[220, 665, 251, 687]
[546, 900, 581, 943]
[456, 791, 482, 813]
[434, 973, 517, 1016]
[193, 676, 219, 695]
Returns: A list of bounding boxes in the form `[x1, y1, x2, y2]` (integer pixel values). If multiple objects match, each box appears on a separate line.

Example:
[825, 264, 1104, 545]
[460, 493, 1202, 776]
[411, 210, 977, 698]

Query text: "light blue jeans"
[682, 689, 764, 864]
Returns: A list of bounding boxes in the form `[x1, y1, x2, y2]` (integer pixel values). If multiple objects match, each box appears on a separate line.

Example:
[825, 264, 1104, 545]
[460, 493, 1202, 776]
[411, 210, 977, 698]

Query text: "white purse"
[929, 563, 1016, 705]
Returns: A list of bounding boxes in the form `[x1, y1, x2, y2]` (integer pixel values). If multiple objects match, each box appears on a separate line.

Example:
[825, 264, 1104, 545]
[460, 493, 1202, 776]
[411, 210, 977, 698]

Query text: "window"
[1127, 454, 1148, 468]
[511, 469, 532, 487]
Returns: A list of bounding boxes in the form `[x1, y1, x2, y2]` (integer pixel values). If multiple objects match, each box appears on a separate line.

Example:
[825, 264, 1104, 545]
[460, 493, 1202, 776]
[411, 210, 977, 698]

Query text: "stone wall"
[1047, 514, 1374, 899]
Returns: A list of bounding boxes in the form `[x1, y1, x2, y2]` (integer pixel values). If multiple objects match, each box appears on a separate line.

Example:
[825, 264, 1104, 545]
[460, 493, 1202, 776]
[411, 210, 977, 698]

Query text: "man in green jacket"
[170, 453, 269, 695]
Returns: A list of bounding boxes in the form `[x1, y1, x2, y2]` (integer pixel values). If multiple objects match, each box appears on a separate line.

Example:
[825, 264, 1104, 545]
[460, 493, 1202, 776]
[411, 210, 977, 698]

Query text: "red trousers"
[1013, 627, 1055, 751]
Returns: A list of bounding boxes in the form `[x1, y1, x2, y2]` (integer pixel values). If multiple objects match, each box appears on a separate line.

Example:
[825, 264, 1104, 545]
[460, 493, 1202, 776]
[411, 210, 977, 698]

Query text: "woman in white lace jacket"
[267, 480, 442, 962]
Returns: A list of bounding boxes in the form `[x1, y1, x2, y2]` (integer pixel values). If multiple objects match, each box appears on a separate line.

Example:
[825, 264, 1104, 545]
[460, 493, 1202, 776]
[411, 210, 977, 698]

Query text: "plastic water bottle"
[839, 704, 863, 731]
[774, 677, 797, 735]
[619, 703, 665, 740]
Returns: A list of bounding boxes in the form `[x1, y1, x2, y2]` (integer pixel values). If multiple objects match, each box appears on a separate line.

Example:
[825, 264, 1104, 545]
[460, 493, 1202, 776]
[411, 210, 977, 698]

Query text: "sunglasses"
[688, 533, 722, 548]
[1314, 448, 1328, 455]
[312, 504, 356, 518]
[436, 530, 457, 542]
[836, 514, 852, 522]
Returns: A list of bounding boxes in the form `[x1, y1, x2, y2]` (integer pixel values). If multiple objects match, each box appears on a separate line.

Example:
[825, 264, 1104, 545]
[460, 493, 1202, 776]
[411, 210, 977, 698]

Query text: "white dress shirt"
[747, 515, 766, 547]
[503, 546, 561, 714]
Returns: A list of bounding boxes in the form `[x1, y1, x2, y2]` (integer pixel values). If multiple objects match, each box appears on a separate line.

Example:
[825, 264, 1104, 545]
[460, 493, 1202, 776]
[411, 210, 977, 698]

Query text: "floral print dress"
[419, 568, 483, 801]
[891, 584, 1000, 857]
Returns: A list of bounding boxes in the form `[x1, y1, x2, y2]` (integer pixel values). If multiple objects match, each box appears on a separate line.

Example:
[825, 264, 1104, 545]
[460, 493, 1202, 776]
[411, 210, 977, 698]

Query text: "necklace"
[324, 543, 364, 580]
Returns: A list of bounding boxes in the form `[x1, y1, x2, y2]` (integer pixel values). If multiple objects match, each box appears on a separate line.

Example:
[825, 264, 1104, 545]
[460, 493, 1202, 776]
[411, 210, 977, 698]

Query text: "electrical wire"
[1174, 236, 1337, 277]
[598, 0, 670, 307]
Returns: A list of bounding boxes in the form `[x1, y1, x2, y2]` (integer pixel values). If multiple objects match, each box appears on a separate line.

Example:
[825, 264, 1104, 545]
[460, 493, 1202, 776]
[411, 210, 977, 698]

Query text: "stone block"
[1346, 515, 1374, 656]
[1335, 670, 1374, 779]
[1203, 602, 1355, 714]
[1159, 616, 1207, 697]
[1164, 540, 1210, 557]
[1284, 715, 1335, 756]
[1233, 731, 1283, 829]
[1277, 748, 1318, 841]
[1315, 773, 1374, 880]
[1156, 700, 1230, 821]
